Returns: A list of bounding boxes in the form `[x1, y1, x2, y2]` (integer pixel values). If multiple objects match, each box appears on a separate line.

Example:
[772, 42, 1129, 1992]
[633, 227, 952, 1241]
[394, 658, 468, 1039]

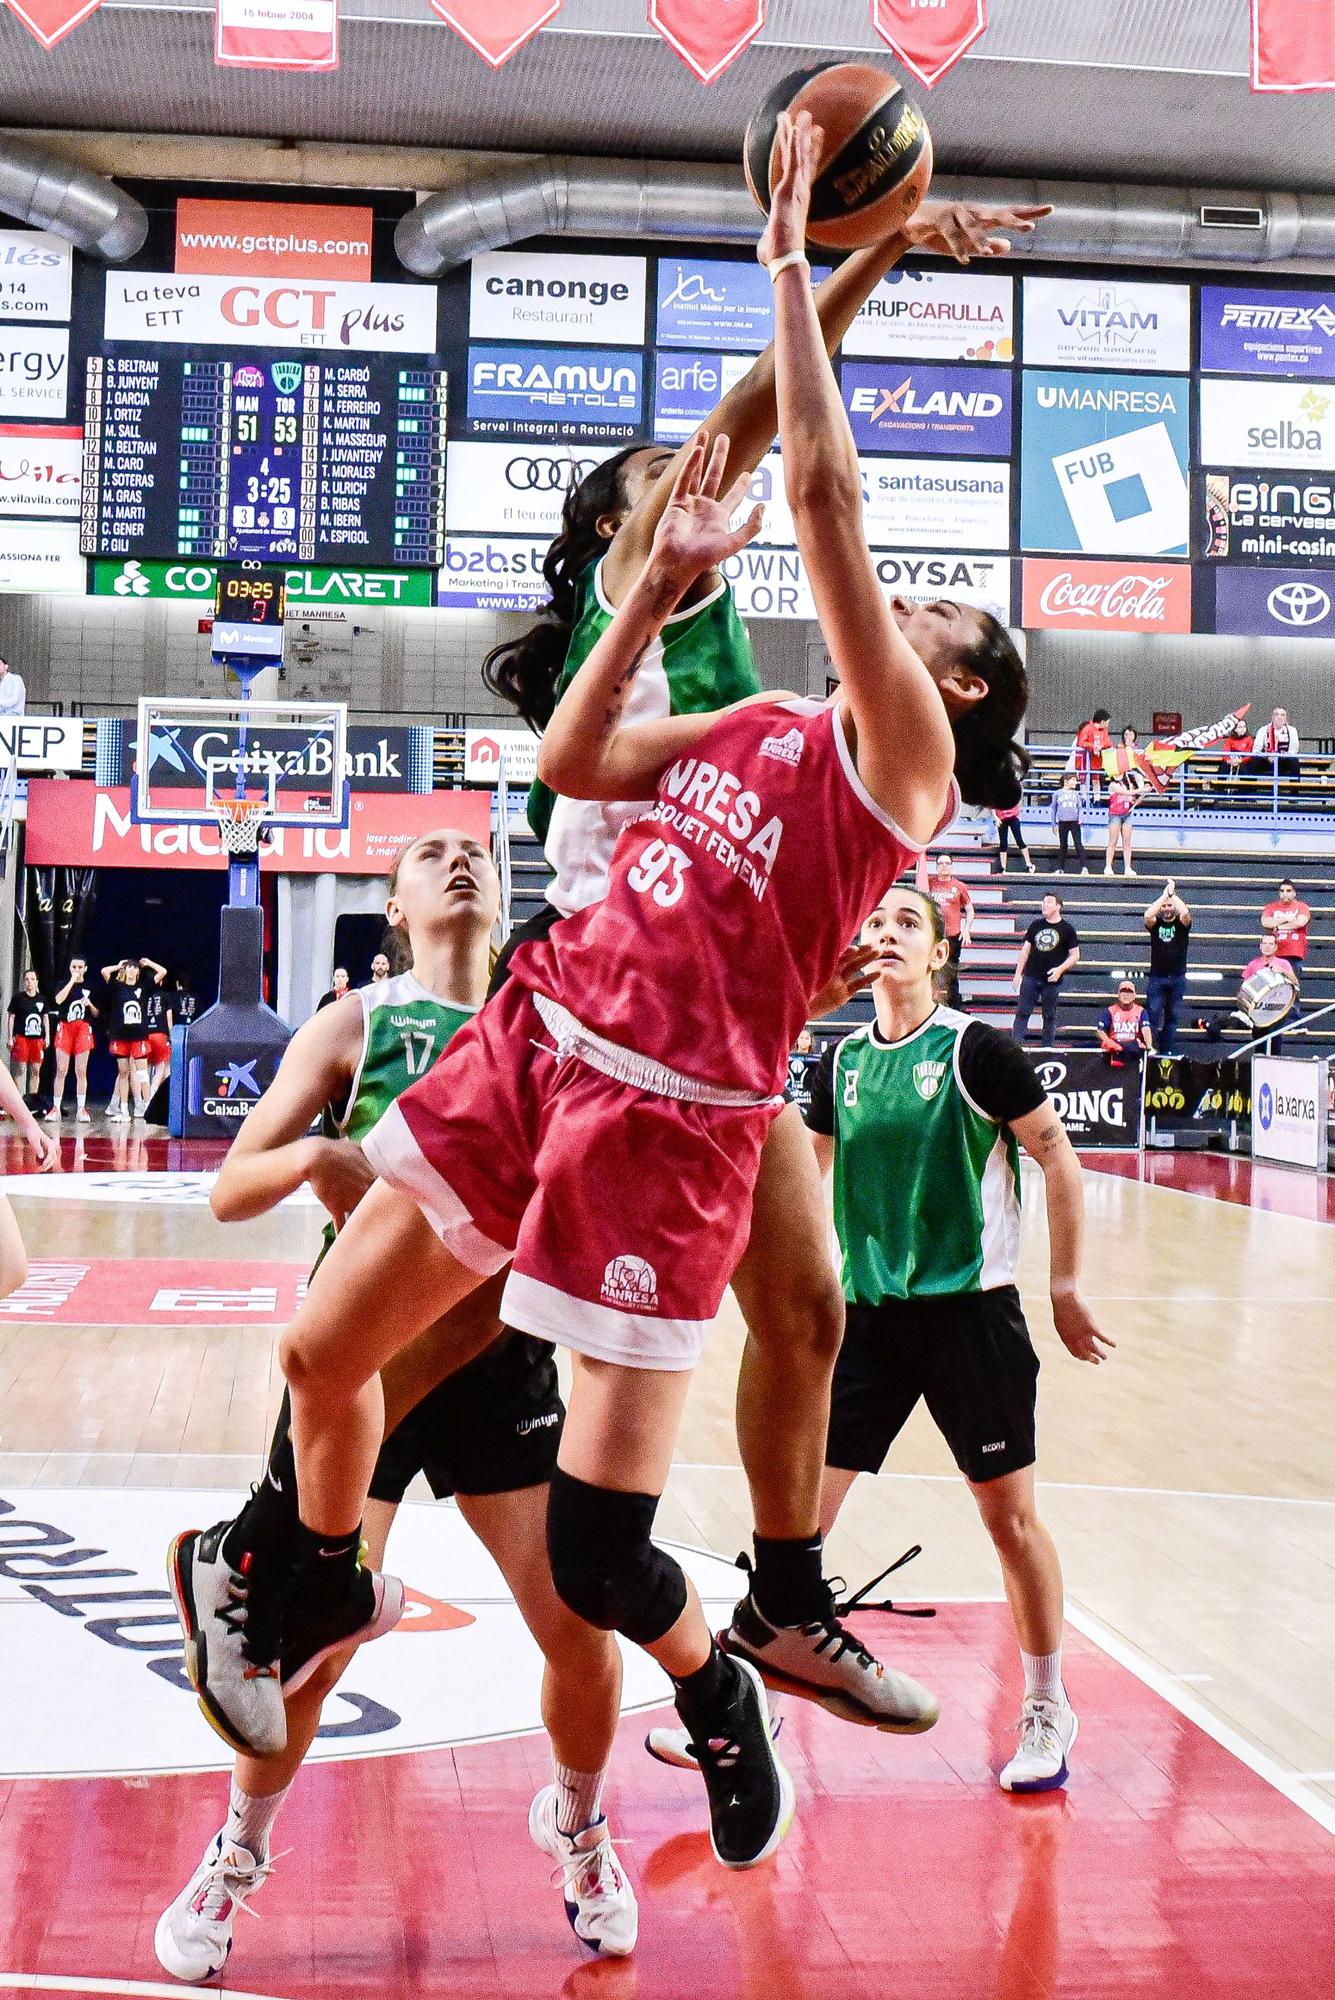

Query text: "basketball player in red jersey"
[185, 112, 1030, 1875]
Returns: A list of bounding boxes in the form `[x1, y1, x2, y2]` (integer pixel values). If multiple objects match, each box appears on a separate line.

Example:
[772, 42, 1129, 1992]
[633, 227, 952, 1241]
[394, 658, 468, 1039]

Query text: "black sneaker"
[280, 1559, 405, 1694]
[675, 1653, 795, 1869]
[167, 1522, 288, 1757]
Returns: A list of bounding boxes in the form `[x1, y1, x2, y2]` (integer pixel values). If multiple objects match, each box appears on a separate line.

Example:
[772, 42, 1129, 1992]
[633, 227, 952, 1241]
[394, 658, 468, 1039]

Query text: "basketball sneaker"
[720, 1586, 939, 1733]
[528, 1785, 638, 1956]
[154, 1834, 270, 1982]
[168, 1524, 287, 1757]
[645, 1706, 782, 1770]
[1000, 1697, 1078, 1794]
[280, 1562, 405, 1695]
[675, 1653, 795, 1869]
[42, 1107, 59, 1122]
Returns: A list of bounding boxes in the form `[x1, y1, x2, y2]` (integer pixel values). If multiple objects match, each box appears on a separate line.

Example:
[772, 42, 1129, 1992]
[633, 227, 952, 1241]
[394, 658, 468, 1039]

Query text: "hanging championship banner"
[428, 0, 561, 65]
[3, 0, 102, 49]
[872, 0, 987, 88]
[649, 0, 766, 83]
[215, 0, 338, 69]
[1251, 0, 1335, 91]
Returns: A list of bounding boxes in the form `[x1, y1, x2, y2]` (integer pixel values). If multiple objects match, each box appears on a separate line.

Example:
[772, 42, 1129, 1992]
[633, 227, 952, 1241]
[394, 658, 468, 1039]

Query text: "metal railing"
[1021, 741, 1335, 822]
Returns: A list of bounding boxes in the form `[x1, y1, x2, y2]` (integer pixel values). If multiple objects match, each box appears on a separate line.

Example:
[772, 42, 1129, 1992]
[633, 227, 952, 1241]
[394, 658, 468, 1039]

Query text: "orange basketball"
[744, 62, 933, 251]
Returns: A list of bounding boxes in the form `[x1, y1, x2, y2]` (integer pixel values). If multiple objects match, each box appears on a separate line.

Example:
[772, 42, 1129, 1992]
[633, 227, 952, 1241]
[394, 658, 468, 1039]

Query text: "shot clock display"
[81, 352, 447, 567]
[212, 564, 286, 661]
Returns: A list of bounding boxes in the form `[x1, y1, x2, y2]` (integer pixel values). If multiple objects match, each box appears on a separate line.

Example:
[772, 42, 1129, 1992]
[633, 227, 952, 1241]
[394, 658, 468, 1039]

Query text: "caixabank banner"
[1021, 371, 1190, 557]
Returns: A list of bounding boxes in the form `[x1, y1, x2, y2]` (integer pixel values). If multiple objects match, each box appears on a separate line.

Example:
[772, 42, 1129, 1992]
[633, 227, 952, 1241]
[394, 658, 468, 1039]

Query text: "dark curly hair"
[951, 614, 1030, 810]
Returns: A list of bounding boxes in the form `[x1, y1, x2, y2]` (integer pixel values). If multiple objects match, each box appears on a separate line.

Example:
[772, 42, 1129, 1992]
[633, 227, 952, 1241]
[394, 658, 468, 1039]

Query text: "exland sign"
[90, 559, 434, 607]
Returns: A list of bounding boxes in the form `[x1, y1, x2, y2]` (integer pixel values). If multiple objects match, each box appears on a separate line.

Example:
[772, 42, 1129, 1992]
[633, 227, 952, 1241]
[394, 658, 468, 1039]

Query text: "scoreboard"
[80, 352, 447, 567]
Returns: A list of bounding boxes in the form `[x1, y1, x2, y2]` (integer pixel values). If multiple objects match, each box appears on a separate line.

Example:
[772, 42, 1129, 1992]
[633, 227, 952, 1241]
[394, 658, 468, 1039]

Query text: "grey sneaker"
[167, 1524, 287, 1758]
[720, 1591, 939, 1734]
[154, 1834, 271, 1983]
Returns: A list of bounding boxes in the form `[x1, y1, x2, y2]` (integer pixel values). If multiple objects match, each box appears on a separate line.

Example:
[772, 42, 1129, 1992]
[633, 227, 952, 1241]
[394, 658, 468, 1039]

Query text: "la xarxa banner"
[649, 0, 766, 82]
[428, 0, 561, 65]
[215, 0, 338, 68]
[872, 0, 988, 87]
[1251, 0, 1335, 91]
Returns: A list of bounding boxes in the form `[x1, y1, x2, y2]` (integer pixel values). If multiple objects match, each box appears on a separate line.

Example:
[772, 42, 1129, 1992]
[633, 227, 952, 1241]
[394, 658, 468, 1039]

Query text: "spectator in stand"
[1097, 979, 1154, 1067]
[1104, 772, 1139, 876]
[1072, 709, 1111, 793]
[925, 852, 974, 1006]
[47, 958, 97, 1123]
[1144, 881, 1192, 1056]
[1241, 707, 1301, 788]
[7, 969, 50, 1101]
[1050, 773, 1088, 874]
[1241, 933, 1300, 1054]
[370, 952, 391, 982]
[1011, 893, 1080, 1045]
[0, 656, 26, 716]
[994, 799, 1035, 875]
[786, 1026, 819, 1114]
[1215, 719, 1253, 801]
[317, 967, 351, 1011]
[1260, 878, 1311, 978]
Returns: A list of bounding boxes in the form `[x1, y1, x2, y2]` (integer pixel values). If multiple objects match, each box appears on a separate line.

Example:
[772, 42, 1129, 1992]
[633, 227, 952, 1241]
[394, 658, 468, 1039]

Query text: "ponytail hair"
[951, 615, 1030, 810]
[481, 443, 654, 732]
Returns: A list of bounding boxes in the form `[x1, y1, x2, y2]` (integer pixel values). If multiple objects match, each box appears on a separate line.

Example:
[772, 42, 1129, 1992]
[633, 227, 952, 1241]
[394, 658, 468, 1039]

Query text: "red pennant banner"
[3, 0, 102, 49]
[215, 0, 338, 68]
[429, 0, 562, 66]
[1251, 0, 1335, 91]
[649, 0, 766, 84]
[872, 0, 987, 89]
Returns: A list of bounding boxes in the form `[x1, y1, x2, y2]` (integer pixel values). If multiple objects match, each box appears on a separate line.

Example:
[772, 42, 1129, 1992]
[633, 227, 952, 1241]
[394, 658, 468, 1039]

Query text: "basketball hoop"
[212, 796, 274, 857]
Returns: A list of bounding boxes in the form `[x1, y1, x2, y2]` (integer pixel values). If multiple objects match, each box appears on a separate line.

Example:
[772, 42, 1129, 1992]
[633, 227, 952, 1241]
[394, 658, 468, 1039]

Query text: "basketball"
[744, 62, 933, 250]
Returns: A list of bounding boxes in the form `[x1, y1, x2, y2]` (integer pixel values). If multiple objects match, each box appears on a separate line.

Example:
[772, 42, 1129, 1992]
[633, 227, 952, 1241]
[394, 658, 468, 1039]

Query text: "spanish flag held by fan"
[1101, 704, 1252, 794]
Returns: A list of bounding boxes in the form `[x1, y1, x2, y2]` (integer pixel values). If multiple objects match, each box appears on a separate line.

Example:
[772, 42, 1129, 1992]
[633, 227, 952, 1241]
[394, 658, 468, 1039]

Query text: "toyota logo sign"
[1267, 579, 1332, 627]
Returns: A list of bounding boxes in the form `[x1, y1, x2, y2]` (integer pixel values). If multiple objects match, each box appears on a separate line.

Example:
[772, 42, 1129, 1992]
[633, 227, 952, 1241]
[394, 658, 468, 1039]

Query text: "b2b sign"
[438, 535, 551, 610]
[1021, 372, 1190, 557]
[103, 272, 437, 354]
[0, 328, 69, 419]
[469, 252, 646, 347]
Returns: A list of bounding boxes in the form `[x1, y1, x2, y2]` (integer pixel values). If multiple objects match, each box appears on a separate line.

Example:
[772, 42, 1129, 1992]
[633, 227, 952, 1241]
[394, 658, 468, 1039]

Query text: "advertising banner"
[1021, 372, 1190, 556]
[844, 268, 1013, 361]
[0, 424, 81, 518]
[653, 351, 752, 440]
[0, 231, 73, 322]
[464, 728, 540, 786]
[859, 457, 1012, 549]
[465, 346, 644, 439]
[841, 361, 1012, 456]
[720, 545, 1012, 623]
[103, 272, 436, 355]
[1251, 1057, 1327, 1169]
[1200, 286, 1335, 377]
[468, 252, 646, 347]
[90, 559, 435, 606]
[2, 0, 101, 45]
[648, 0, 766, 82]
[1022, 558, 1192, 633]
[24, 784, 489, 872]
[1251, 0, 1335, 91]
[0, 522, 84, 594]
[0, 328, 69, 419]
[96, 720, 432, 795]
[175, 200, 373, 281]
[444, 440, 619, 538]
[437, 535, 551, 610]
[1212, 566, 1335, 640]
[429, 0, 561, 65]
[1202, 471, 1335, 563]
[1199, 378, 1335, 471]
[215, 0, 338, 68]
[0, 716, 86, 772]
[1032, 1050, 1142, 1150]
[1022, 277, 1191, 372]
[871, 0, 988, 88]
[655, 256, 829, 351]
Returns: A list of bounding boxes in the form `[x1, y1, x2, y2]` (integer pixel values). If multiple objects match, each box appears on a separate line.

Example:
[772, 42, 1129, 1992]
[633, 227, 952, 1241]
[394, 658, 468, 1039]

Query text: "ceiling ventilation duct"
[397, 157, 1335, 278]
[0, 135, 148, 263]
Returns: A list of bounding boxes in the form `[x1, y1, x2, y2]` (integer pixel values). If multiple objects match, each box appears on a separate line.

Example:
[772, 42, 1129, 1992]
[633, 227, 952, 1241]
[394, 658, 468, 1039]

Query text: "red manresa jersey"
[508, 697, 952, 1096]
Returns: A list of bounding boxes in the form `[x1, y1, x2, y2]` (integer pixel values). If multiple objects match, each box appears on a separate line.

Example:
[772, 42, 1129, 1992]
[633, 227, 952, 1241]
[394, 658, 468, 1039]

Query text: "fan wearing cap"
[1096, 981, 1153, 1069]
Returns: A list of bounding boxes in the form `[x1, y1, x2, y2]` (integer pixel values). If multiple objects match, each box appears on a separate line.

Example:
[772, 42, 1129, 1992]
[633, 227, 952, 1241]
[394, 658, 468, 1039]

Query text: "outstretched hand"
[757, 110, 823, 268]
[808, 943, 881, 1020]
[648, 430, 764, 585]
[904, 199, 1052, 264]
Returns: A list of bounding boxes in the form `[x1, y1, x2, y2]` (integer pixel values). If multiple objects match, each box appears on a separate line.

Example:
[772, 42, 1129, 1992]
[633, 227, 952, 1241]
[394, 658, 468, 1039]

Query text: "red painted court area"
[1, 1603, 1331, 2000]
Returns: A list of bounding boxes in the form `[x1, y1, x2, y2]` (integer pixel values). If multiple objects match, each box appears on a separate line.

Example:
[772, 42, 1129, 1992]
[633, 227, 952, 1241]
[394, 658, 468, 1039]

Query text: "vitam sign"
[1022, 277, 1191, 372]
[1022, 558, 1191, 633]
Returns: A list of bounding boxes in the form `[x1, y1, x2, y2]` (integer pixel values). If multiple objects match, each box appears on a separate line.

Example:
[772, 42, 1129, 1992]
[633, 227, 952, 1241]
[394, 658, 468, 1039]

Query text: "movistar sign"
[90, 559, 434, 607]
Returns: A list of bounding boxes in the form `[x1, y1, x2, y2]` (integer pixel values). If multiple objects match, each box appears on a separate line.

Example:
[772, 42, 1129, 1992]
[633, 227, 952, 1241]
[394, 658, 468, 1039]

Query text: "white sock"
[1021, 1647, 1066, 1707]
[553, 1762, 607, 1838]
[223, 1779, 290, 1861]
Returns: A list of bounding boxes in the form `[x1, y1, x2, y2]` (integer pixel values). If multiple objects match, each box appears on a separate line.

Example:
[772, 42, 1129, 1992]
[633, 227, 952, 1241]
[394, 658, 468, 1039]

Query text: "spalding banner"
[1034, 1050, 1143, 1150]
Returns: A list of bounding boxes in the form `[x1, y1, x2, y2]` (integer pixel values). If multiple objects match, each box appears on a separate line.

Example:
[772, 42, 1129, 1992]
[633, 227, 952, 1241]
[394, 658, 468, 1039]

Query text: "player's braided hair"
[481, 443, 653, 732]
[950, 614, 1030, 811]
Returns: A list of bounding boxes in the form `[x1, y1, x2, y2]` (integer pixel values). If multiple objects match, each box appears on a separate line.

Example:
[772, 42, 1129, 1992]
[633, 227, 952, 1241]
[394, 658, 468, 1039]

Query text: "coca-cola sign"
[1023, 558, 1192, 634]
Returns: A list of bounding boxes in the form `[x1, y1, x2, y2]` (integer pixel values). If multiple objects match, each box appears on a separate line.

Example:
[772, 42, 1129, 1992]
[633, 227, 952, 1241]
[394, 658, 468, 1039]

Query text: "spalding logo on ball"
[745, 62, 933, 250]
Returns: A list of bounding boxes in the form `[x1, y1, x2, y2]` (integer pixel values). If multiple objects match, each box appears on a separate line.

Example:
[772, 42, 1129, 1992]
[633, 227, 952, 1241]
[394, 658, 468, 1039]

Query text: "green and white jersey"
[329, 971, 476, 1144]
[806, 1008, 1046, 1304]
[527, 557, 761, 916]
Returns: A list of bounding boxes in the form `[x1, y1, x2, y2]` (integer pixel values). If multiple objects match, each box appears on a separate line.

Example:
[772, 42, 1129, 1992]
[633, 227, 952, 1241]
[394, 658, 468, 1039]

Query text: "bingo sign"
[1021, 372, 1190, 557]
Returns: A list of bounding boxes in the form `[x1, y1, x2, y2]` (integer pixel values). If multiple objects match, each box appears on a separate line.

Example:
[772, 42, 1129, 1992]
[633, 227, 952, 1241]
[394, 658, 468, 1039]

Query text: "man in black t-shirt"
[1011, 894, 1080, 1044]
[7, 970, 50, 1098]
[1143, 880, 1192, 1055]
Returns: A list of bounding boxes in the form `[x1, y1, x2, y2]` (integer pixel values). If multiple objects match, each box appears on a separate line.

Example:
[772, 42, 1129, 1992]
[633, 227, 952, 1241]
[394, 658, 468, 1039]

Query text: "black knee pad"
[547, 1467, 687, 1646]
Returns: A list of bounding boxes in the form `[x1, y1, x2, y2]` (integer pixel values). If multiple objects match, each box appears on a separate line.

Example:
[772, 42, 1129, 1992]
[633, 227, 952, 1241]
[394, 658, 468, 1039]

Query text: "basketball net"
[212, 795, 273, 858]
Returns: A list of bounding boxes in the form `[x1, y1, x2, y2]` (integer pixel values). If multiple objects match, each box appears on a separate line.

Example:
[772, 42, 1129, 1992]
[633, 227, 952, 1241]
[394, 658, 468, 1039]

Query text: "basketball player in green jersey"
[159, 830, 635, 1980]
[484, 193, 1050, 1725]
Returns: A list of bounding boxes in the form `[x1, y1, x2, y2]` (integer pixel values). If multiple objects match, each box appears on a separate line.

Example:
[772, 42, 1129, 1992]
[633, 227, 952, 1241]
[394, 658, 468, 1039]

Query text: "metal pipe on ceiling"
[0, 134, 147, 263]
[396, 158, 1335, 276]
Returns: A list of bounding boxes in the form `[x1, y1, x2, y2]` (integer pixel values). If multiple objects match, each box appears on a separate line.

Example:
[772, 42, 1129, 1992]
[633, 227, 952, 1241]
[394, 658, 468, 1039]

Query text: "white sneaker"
[646, 1706, 783, 1770]
[154, 1833, 270, 1982]
[42, 1107, 59, 1122]
[76, 1106, 90, 1122]
[528, 1784, 637, 1957]
[999, 1696, 1078, 1794]
[105, 1101, 126, 1121]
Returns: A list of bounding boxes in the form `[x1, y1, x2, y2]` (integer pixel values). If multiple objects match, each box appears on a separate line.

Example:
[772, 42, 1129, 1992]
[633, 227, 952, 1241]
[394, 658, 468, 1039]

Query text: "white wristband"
[767, 250, 810, 283]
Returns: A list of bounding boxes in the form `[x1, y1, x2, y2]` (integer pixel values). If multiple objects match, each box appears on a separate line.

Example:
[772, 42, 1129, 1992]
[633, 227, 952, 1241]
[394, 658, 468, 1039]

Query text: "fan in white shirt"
[0, 659, 25, 717]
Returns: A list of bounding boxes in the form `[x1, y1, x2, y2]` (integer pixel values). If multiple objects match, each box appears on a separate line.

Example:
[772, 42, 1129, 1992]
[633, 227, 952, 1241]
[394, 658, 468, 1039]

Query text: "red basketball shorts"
[109, 1038, 148, 1060]
[145, 1032, 172, 1065]
[54, 1022, 93, 1056]
[11, 1037, 43, 1065]
[362, 976, 780, 1370]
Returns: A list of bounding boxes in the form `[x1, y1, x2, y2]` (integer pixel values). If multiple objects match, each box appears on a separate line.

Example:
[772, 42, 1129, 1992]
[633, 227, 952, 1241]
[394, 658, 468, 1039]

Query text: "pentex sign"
[90, 558, 434, 606]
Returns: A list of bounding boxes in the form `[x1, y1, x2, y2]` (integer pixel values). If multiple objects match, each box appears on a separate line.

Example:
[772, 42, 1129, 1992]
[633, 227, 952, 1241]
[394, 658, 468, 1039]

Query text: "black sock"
[291, 1519, 362, 1610]
[750, 1533, 830, 1628]
[221, 1432, 298, 1570]
[672, 1640, 733, 1727]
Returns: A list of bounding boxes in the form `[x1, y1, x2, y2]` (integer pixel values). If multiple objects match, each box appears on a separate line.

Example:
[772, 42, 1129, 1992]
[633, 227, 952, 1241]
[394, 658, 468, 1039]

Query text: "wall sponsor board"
[0, 423, 81, 517]
[465, 345, 644, 439]
[444, 440, 619, 538]
[97, 719, 432, 794]
[437, 534, 550, 610]
[90, 558, 434, 606]
[175, 198, 374, 280]
[0, 521, 84, 593]
[860, 456, 1012, 549]
[0, 229, 73, 322]
[1033, 1051, 1142, 1150]
[1200, 287, 1335, 378]
[1251, 1056, 1327, 1171]
[1022, 277, 1191, 372]
[1021, 371, 1190, 556]
[721, 545, 1013, 623]
[464, 728, 540, 786]
[653, 351, 752, 440]
[468, 252, 646, 347]
[1202, 471, 1335, 562]
[214, 0, 338, 69]
[0, 326, 69, 419]
[655, 255, 828, 352]
[843, 269, 1013, 361]
[1022, 557, 1191, 633]
[102, 272, 437, 354]
[1212, 566, 1335, 639]
[0, 716, 86, 771]
[841, 361, 1012, 457]
[1198, 378, 1335, 470]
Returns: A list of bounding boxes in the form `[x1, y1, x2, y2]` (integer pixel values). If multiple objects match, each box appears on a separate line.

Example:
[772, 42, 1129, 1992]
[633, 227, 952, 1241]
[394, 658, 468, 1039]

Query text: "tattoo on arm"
[1028, 1114, 1068, 1159]
[597, 639, 653, 743]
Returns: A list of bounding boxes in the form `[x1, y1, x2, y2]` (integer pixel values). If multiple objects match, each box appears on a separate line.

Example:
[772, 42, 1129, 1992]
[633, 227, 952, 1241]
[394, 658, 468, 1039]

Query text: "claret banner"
[428, 0, 562, 65]
[1251, 0, 1335, 92]
[872, 0, 988, 88]
[648, 0, 767, 83]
